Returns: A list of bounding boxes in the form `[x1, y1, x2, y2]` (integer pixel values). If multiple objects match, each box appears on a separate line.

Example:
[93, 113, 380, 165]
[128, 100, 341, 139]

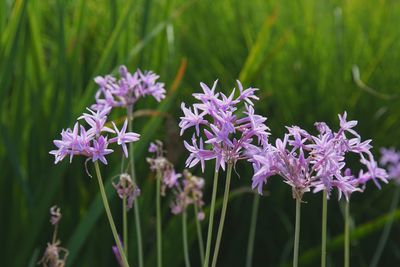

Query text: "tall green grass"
[1, 0, 400, 266]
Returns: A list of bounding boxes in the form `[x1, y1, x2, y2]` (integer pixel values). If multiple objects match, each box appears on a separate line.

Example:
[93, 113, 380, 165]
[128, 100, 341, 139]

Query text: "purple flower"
[380, 147, 400, 184]
[50, 108, 140, 166]
[249, 112, 387, 201]
[147, 141, 182, 195]
[112, 236, 124, 267]
[91, 136, 113, 164]
[93, 65, 166, 112]
[110, 119, 140, 157]
[78, 107, 114, 136]
[113, 174, 141, 210]
[169, 170, 206, 220]
[180, 80, 270, 171]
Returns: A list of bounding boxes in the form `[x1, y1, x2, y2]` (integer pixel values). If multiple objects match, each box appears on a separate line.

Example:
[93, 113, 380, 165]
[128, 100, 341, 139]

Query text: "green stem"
[293, 198, 301, 267]
[203, 168, 220, 267]
[182, 210, 191, 267]
[128, 107, 144, 267]
[344, 200, 350, 267]
[121, 155, 128, 258]
[246, 194, 260, 267]
[94, 162, 129, 267]
[321, 190, 327, 267]
[370, 186, 400, 267]
[194, 205, 205, 266]
[156, 170, 162, 267]
[123, 194, 128, 258]
[211, 163, 233, 267]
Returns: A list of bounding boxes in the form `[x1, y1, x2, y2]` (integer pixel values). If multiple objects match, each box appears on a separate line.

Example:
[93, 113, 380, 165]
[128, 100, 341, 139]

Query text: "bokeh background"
[1, 0, 400, 266]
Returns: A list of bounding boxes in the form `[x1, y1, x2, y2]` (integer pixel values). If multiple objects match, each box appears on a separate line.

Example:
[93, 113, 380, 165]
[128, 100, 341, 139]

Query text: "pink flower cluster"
[147, 141, 205, 219]
[180, 80, 270, 172]
[92, 65, 166, 111]
[50, 107, 139, 165]
[249, 112, 388, 200]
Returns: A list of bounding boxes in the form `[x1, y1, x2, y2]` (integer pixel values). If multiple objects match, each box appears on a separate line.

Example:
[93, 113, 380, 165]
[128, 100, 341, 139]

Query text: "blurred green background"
[1, 0, 400, 266]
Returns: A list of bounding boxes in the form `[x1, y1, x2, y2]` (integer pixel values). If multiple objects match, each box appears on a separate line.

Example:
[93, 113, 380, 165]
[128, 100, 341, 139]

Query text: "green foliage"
[1, 0, 399, 266]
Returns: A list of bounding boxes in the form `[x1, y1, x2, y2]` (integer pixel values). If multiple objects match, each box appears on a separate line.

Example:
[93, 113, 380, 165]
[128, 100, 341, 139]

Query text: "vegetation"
[1, 0, 399, 266]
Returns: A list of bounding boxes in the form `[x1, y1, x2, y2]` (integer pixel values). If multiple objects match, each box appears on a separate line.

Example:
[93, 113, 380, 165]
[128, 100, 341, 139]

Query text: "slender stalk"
[123, 194, 128, 258]
[246, 194, 260, 267]
[211, 163, 233, 267]
[94, 162, 129, 267]
[344, 200, 350, 267]
[127, 106, 144, 267]
[293, 198, 301, 267]
[52, 224, 59, 244]
[321, 190, 327, 267]
[156, 170, 162, 267]
[203, 168, 220, 267]
[370, 186, 400, 267]
[121, 156, 128, 258]
[194, 204, 205, 266]
[182, 210, 191, 267]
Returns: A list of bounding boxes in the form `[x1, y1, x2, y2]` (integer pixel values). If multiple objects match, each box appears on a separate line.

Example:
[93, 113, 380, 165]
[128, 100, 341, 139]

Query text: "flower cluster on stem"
[180, 80, 270, 172]
[250, 112, 388, 201]
[92, 65, 166, 112]
[380, 147, 400, 184]
[50, 107, 140, 165]
[38, 205, 69, 267]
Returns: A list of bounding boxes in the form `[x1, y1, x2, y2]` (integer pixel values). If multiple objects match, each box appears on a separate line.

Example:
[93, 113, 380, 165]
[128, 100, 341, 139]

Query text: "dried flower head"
[113, 173, 141, 210]
[50, 205, 62, 225]
[169, 170, 206, 220]
[180, 80, 270, 172]
[38, 206, 68, 267]
[147, 141, 182, 195]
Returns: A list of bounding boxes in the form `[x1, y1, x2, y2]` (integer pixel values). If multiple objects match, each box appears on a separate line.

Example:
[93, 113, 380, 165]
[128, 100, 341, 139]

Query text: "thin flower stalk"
[112, 172, 141, 264]
[246, 195, 260, 267]
[203, 169, 219, 267]
[95, 162, 129, 267]
[211, 163, 233, 267]
[93, 65, 165, 267]
[370, 148, 400, 266]
[194, 204, 205, 265]
[248, 112, 388, 267]
[182, 210, 191, 267]
[293, 198, 301, 267]
[321, 190, 327, 267]
[128, 107, 144, 267]
[38, 206, 69, 267]
[156, 169, 163, 267]
[344, 200, 350, 267]
[180, 80, 269, 267]
[123, 195, 128, 257]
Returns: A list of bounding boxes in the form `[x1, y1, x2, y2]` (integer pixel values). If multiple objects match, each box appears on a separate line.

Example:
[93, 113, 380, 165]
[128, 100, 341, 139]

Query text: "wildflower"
[380, 147, 400, 184]
[38, 206, 69, 267]
[112, 236, 124, 267]
[180, 80, 269, 171]
[92, 65, 166, 112]
[50, 205, 62, 225]
[250, 112, 387, 201]
[110, 119, 140, 158]
[113, 173, 141, 210]
[50, 109, 140, 165]
[169, 170, 206, 220]
[147, 141, 181, 195]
